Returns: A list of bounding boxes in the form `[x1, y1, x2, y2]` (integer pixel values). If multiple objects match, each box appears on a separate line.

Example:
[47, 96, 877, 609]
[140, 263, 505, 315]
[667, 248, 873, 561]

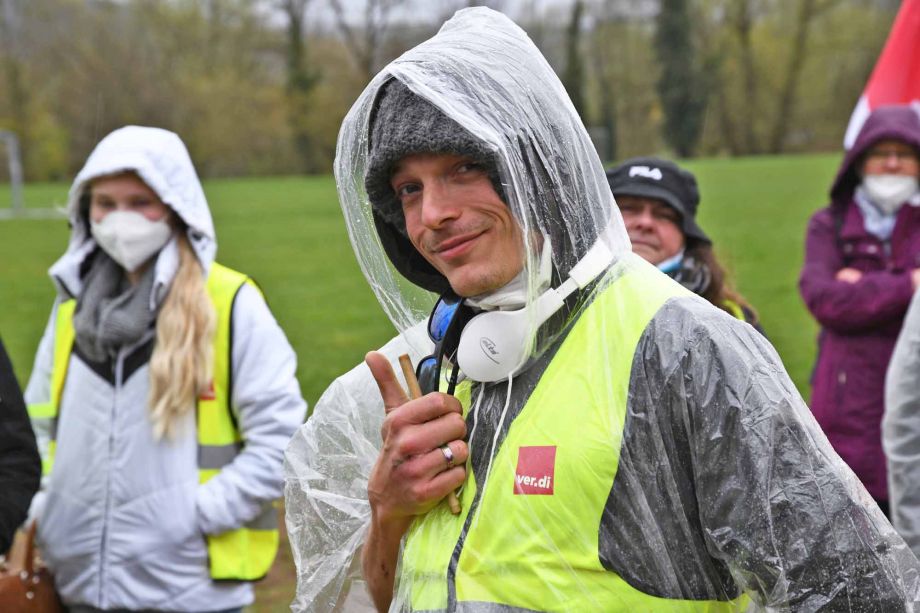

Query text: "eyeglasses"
[416, 293, 473, 395]
[865, 148, 919, 164]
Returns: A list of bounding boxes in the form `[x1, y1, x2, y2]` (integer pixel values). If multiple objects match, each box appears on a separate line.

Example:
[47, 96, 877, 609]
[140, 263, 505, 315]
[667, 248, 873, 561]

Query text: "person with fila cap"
[800, 104, 920, 521]
[24, 125, 306, 612]
[284, 8, 920, 612]
[607, 157, 762, 332]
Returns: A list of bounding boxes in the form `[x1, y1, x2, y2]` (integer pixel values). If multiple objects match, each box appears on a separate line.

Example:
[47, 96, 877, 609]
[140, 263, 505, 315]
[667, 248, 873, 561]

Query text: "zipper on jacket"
[446, 467, 483, 612]
[445, 382, 513, 612]
[97, 352, 123, 608]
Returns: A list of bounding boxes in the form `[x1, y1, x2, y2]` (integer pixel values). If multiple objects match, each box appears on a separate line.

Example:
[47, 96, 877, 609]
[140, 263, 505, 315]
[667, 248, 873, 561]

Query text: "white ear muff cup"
[454, 237, 616, 383]
[456, 309, 533, 383]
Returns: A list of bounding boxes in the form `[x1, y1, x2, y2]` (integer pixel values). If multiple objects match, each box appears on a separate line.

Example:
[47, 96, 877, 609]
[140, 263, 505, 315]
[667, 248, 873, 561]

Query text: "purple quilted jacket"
[800, 106, 920, 501]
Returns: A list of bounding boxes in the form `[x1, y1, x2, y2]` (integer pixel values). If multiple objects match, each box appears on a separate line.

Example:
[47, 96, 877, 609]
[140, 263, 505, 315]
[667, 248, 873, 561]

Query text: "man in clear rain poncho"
[285, 8, 920, 612]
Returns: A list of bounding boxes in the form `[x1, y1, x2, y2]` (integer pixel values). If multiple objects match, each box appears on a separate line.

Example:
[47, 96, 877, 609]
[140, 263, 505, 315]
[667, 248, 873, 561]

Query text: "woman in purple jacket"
[800, 104, 920, 517]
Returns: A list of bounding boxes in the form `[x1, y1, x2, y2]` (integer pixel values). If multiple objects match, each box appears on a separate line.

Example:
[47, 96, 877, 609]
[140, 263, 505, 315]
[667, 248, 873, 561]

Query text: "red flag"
[844, 0, 920, 148]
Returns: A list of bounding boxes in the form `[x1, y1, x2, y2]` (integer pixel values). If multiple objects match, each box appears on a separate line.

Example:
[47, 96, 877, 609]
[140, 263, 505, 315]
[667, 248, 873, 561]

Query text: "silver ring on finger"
[439, 443, 455, 468]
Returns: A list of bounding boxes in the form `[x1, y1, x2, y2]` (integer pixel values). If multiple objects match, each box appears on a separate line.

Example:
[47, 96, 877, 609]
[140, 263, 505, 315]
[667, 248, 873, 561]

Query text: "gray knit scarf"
[73, 252, 158, 363]
[670, 254, 712, 296]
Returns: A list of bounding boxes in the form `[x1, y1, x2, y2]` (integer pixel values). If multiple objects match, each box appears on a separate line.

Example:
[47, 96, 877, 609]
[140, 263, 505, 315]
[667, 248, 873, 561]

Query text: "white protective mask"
[862, 174, 919, 215]
[90, 210, 173, 272]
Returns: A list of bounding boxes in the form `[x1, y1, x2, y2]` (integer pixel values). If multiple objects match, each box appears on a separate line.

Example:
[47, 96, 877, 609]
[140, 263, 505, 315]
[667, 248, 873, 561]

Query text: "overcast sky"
[289, 0, 657, 32]
[304, 1, 569, 25]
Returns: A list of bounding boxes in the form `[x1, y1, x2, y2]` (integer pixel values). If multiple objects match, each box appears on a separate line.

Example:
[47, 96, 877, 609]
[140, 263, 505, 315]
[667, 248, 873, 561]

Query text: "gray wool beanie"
[364, 79, 506, 293]
[365, 79, 505, 227]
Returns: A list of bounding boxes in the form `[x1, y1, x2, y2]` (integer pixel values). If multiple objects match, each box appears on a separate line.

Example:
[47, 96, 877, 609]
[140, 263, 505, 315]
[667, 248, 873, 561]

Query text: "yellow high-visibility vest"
[722, 298, 745, 322]
[28, 262, 279, 581]
[400, 263, 748, 612]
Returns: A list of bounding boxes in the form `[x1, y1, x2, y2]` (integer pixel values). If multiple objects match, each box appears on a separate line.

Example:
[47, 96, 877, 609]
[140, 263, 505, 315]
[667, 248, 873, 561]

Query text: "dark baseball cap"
[606, 156, 711, 245]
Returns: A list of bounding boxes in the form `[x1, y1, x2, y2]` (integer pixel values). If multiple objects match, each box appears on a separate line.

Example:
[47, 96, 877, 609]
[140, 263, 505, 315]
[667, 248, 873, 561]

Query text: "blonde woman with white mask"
[24, 126, 307, 613]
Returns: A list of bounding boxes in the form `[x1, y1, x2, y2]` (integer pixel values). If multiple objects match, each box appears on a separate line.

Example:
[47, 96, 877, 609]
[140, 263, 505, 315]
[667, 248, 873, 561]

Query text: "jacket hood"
[831, 105, 920, 205]
[333, 7, 630, 342]
[49, 126, 216, 305]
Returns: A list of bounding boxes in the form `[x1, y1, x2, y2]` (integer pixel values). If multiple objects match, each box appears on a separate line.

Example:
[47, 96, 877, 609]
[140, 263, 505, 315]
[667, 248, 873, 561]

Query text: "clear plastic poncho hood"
[285, 8, 920, 612]
[332, 7, 630, 356]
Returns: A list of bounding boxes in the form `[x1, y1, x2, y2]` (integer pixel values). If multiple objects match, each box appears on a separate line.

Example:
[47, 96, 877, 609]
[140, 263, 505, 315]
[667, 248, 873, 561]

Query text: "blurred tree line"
[0, 0, 900, 181]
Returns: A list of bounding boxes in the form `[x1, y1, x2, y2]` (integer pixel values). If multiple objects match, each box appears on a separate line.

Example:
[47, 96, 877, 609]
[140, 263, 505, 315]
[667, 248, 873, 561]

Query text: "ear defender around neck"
[455, 239, 615, 382]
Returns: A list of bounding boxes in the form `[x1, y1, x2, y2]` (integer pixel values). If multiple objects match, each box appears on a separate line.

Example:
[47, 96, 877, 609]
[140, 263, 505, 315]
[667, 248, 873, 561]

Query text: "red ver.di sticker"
[514, 445, 556, 495]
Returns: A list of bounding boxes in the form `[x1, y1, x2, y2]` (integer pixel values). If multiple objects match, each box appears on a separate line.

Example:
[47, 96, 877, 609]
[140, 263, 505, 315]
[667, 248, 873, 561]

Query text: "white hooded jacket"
[25, 126, 306, 611]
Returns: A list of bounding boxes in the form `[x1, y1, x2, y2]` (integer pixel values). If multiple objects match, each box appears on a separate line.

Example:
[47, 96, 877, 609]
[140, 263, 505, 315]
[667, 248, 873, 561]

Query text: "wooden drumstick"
[398, 354, 462, 515]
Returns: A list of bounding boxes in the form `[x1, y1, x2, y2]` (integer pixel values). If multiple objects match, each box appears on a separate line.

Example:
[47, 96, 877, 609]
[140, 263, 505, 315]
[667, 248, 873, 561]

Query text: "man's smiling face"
[392, 152, 525, 297]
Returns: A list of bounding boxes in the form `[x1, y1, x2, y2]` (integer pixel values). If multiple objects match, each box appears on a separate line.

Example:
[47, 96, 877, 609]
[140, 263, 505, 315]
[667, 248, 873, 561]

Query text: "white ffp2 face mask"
[862, 174, 919, 215]
[90, 210, 173, 272]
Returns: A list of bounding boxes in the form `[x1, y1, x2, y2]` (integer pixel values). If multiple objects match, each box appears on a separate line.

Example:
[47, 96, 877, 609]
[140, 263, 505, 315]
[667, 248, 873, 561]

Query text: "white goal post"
[0, 129, 24, 213]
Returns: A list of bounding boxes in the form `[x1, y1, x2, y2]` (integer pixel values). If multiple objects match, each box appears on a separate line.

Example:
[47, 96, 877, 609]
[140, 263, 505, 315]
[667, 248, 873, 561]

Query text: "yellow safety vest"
[722, 298, 745, 322]
[400, 262, 748, 612]
[28, 262, 279, 582]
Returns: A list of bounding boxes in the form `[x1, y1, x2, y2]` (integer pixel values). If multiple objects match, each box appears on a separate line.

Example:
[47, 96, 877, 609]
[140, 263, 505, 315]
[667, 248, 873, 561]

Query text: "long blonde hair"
[148, 231, 216, 440]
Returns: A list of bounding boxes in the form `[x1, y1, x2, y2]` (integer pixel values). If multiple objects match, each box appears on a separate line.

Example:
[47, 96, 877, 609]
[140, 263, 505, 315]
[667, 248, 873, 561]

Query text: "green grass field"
[0, 153, 838, 399]
[0, 152, 841, 610]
